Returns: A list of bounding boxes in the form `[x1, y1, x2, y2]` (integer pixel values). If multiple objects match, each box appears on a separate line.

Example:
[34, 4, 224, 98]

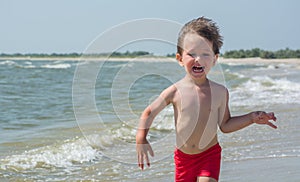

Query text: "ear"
[212, 54, 219, 66]
[176, 53, 184, 67]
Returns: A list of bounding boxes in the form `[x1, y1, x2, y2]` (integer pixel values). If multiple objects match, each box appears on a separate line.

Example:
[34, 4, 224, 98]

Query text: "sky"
[1, 0, 299, 55]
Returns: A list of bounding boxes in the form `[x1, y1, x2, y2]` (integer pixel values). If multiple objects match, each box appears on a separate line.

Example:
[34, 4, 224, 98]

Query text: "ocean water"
[0, 59, 299, 181]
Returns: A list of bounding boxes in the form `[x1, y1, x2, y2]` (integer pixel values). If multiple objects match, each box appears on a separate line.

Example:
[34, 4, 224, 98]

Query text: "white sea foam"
[230, 76, 300, 106]
[41, 63, 72, 69]
[0, 137, 100, 171]
[0, 60, 17, 66]
[0, 60, 73, 69]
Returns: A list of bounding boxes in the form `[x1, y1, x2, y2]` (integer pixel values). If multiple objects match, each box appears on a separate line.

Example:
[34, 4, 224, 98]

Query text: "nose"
[194, 56, 201, 63]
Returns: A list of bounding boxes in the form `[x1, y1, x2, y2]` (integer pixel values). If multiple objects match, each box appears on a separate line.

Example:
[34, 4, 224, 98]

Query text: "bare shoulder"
[209, 80, 228, 97]
[160, 84, 178, 103]
[209, 80, 227, 91]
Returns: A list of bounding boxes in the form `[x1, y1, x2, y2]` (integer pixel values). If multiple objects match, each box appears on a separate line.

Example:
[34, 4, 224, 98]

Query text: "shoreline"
[0, 56, 175, 62]
[0, 56, 299, 64]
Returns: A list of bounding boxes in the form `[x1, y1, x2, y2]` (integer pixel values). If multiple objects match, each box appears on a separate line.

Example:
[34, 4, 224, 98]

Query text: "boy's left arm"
[219, 89, 277, 133]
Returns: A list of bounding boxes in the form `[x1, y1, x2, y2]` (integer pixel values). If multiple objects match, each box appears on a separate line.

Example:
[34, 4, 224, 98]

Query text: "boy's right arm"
[136, 106, 154, 170]
[136, 85, 176, 170]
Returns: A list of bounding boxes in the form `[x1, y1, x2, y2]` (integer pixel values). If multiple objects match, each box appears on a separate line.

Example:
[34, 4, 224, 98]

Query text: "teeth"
[192, 66, 205, 72]
[193, 66, 204, 69]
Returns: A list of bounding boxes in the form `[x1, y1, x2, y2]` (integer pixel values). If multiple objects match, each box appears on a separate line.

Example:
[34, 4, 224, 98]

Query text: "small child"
[136, 17, 277, 182]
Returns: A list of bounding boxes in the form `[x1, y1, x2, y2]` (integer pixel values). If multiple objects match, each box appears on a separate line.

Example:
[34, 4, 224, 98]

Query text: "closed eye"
[202, 53, 211, 57]
[187, 53, 196, 58]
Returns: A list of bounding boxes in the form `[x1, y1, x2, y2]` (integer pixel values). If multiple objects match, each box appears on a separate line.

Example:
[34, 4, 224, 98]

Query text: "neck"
[184, 74, 209, 87]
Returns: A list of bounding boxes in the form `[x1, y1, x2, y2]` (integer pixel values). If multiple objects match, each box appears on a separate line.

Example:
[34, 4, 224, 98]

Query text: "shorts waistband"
[175, 143, 221, 158]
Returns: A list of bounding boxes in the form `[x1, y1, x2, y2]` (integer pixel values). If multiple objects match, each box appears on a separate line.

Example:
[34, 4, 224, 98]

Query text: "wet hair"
[177, 17, 223, 55]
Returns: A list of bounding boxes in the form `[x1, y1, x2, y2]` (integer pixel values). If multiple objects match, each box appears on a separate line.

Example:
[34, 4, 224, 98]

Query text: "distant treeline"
[1, 48, 300, 59]
[0, 51, 152, 58]
[0, 52, 81, 58]
[167, 48, 300, 59]
[222, 48, 300, 59]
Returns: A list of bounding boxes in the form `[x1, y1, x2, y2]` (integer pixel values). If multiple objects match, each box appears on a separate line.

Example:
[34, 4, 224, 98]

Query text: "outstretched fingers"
[266, 121, 277, 129]
[138, 153, 151, 170]
[267, 112, 277, 129]
[145, 154, 150, 167]
[254, 111, 278, 129]
[258, 112, 277, 129]
[137, 144, 154, 170]
[267, 112, 277, 121]
[138, 152, 144, 170]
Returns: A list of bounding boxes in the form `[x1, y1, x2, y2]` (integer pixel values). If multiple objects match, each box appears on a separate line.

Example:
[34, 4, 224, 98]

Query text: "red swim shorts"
[174, 143, 222, 182]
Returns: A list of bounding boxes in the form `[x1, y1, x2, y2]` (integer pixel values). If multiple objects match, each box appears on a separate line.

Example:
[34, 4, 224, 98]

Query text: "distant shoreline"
[0, 56, 175, 62]
[0, 56, 299, 64]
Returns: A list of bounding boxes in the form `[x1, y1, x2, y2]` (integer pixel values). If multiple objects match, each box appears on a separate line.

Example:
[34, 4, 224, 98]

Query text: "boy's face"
[176, 33, 218, 80]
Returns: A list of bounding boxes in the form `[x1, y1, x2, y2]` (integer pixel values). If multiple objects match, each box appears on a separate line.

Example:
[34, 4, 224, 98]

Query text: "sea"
[0, 58, 299, 182]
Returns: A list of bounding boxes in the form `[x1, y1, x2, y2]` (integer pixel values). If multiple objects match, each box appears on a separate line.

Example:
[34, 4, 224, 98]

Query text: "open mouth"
[192, 66, 205, 73]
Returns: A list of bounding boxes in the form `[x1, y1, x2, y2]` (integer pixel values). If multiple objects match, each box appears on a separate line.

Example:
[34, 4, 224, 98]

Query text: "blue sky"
[1, 0, 299, 55]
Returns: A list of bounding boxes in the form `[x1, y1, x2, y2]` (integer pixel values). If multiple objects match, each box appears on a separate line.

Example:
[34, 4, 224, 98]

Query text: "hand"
[136, 139, 154, 170]
[251, 111, 277, 129]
